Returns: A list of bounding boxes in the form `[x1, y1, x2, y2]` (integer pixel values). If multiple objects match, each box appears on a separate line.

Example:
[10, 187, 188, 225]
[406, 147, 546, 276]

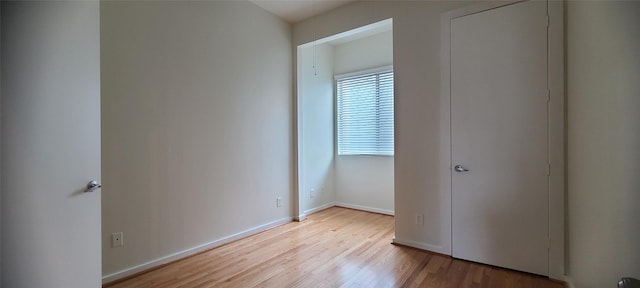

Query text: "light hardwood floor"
[105, 207, 565, 288]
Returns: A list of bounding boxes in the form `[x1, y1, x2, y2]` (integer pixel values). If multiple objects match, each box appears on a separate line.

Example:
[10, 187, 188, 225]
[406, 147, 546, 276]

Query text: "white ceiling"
[250, 0, 357, 23]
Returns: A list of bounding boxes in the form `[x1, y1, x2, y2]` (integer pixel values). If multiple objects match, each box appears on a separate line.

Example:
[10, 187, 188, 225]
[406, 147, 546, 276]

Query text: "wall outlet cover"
[112, 232, 124, 248]
[415, 213, 424, 225]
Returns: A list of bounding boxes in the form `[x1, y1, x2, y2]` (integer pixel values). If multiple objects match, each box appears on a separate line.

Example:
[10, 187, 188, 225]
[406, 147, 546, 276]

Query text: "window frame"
[334, 65, 394, 157]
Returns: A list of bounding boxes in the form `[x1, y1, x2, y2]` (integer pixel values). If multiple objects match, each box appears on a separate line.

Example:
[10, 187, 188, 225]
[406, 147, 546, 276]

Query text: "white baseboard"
[334, 202, 394, 216]
[102, 216, 292, 284]
[304, 202, 394, 217]
[303, 202, 336, 216]
[564, 275, 575, 288]
[392, 237, 449, 255]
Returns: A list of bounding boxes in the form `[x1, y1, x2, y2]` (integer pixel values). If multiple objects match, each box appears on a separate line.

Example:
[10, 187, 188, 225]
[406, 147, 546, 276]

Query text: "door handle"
[454, 165, 469, 172]
[84, 180, 102, 192]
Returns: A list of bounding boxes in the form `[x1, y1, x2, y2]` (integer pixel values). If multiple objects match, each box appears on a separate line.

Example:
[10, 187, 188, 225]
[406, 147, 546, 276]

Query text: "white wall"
[334, 31, 393, 75]
[101, 1, 292, 280]
[294, 0, 471, 256]
[298, 43, 336, 215]
[1, 2, 102, 286]
[567, 2, 640, 287]
[0, 3, 3, 283]
[333, 31, 394, 214]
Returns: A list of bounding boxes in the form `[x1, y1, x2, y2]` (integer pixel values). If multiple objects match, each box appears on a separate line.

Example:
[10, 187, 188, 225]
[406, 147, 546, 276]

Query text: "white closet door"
[2, 2, 102, 286]
[451, 0, 549, 276]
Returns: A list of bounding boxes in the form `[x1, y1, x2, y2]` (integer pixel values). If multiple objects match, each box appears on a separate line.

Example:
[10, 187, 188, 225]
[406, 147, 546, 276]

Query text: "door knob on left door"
[84, 180, 102, 192]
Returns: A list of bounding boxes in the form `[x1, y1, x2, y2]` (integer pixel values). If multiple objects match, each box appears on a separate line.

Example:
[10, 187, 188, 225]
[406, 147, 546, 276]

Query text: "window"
[336, 67, 394, 156]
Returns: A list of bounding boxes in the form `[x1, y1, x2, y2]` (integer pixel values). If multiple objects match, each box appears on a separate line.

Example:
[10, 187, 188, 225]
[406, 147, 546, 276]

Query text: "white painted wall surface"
[333, 31, 394, 214]
[334, 31, 393, 75]
[0, 3, 3, 283]
[567, 2, 640, 287]
[294, 0, 471, 256]
[1, 2, 102, 286]
[298, 43, 336, 215]
[334, 156, 394, 214]
[0, 4, 3, 283]
[101, 1, 292, 279]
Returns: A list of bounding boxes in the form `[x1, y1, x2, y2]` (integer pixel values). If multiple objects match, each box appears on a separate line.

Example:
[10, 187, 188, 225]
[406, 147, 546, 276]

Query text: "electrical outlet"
[276, 197, 282, 207]
[310, 189, 316, 198]
[112, 232, 124, 248]
[415, 213, 424, 225]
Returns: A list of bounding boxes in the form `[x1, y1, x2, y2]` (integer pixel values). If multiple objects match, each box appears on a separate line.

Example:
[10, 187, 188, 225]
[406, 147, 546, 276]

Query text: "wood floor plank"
[105, 207, 565, 288]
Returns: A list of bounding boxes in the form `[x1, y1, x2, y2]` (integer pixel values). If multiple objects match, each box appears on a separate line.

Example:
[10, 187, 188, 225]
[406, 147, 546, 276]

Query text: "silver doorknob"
[454, 165, 469, 172]
[84, 180, 102, 192]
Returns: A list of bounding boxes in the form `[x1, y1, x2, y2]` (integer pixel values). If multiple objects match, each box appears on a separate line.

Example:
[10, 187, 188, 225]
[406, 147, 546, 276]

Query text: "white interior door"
[450, 1, 549, 276]
[1, 2, 102, 286]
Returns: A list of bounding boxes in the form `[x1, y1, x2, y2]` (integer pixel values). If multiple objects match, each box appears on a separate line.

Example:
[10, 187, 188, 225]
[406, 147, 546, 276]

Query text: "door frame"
[440, 0, 565, 280]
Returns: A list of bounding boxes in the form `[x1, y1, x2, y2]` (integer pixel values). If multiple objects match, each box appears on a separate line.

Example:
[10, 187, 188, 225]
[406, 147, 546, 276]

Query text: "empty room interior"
[1, 1, 639, 288]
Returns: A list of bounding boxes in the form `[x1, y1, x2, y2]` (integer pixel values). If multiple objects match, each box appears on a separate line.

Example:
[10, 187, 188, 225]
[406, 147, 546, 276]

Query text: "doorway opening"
[295, 19, 394, 220]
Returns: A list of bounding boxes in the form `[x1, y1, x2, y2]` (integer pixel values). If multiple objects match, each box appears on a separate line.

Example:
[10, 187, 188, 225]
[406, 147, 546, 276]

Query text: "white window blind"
[336, 68, 394, 156]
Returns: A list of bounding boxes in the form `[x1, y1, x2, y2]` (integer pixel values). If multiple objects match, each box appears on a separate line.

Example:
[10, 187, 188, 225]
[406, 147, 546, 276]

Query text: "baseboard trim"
[303, 202, 336, 216]
[392, 237, 449, 256]
[334, 202, 394, 216]
[102, 216, 293, 284]
[564, 275, 575, 288]
[304, 202, 394, 217]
